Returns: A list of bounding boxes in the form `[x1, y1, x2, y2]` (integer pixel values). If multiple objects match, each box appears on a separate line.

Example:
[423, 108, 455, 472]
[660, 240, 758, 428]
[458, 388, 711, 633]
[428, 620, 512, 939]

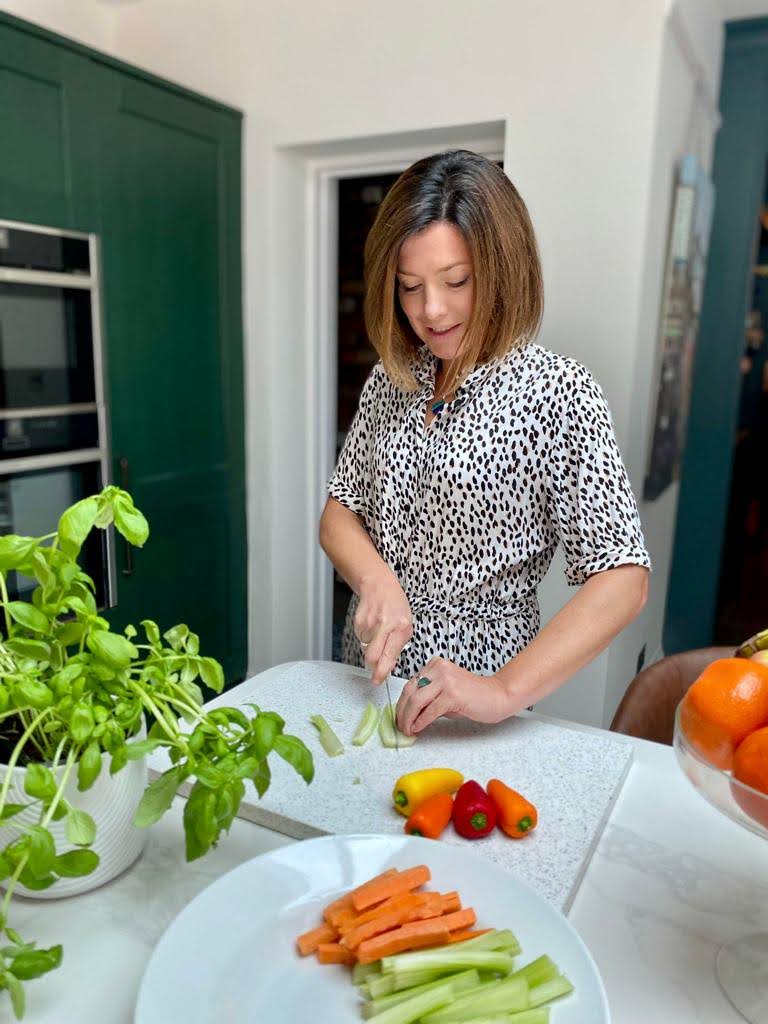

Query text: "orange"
[731, 727, 768, 829]
[681, 658, 768, 770]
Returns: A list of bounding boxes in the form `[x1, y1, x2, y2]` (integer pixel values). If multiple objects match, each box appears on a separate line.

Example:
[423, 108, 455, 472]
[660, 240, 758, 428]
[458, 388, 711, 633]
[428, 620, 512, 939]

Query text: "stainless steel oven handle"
[118, 456, 135, 578]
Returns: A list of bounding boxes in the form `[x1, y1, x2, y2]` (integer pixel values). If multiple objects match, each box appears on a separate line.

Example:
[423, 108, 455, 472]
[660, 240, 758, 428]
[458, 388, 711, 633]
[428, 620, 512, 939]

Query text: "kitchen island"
[8, 663, 768, 1023]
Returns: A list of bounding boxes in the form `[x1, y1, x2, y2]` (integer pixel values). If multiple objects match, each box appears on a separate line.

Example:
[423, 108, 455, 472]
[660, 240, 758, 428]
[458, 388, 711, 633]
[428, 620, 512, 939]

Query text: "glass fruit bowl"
[674, 703, 768, 1022]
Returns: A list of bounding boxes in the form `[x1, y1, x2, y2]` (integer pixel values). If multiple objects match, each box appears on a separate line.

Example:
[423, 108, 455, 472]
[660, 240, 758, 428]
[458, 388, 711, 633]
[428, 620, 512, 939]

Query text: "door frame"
[303, 131, 505, 660]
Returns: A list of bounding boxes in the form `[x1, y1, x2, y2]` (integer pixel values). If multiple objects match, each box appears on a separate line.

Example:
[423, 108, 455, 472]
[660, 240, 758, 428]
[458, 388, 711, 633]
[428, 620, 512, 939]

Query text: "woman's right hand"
[355, 571, 413, 686]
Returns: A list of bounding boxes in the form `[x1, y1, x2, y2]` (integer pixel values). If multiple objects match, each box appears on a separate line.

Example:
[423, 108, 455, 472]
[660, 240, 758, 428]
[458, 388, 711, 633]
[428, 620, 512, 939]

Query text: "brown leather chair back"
[609, 646, 735, 745]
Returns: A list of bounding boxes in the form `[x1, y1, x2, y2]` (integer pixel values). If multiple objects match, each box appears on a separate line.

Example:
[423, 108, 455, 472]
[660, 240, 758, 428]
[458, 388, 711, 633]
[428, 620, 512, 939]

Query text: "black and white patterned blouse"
[328, 342, 651, 679]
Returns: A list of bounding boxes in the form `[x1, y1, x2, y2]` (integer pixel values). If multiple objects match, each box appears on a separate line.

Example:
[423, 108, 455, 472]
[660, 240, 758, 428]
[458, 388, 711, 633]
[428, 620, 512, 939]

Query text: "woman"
[319, 150, 650, 737]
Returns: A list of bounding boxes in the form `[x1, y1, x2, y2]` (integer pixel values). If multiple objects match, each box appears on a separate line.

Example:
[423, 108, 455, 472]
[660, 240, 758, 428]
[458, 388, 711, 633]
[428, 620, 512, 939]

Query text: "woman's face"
[396, 221, 474, 364]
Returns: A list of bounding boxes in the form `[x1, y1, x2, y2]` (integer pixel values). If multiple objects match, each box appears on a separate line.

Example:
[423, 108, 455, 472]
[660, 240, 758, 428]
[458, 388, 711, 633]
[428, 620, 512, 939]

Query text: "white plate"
[135, 834, 610, 1024]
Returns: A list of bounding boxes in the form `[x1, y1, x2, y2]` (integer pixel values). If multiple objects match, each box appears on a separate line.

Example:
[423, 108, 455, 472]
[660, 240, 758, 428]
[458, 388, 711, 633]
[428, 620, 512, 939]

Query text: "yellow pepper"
[392, 768, 464, 817]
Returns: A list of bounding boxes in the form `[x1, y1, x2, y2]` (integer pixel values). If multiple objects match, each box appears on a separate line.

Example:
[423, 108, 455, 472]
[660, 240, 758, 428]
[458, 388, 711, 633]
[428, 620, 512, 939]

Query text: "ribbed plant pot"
[0, 735, 149, 899]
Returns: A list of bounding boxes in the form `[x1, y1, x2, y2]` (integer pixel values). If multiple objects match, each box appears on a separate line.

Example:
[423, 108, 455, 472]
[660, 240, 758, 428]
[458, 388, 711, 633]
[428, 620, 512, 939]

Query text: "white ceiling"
[719, 0, 768, 21]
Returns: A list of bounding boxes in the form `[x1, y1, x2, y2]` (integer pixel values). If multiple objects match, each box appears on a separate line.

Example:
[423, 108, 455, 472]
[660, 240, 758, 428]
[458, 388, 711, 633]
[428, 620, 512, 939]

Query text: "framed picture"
[643, 155, 716, 502]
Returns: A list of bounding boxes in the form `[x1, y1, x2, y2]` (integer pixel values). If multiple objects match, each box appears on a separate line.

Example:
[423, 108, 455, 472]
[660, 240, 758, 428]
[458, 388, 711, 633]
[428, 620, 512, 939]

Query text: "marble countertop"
[8, 667, 768, 1023]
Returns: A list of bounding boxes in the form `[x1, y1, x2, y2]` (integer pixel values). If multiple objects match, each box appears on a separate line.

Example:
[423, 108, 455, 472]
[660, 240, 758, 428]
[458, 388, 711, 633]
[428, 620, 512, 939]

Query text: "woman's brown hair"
[363, 150, 544, 394]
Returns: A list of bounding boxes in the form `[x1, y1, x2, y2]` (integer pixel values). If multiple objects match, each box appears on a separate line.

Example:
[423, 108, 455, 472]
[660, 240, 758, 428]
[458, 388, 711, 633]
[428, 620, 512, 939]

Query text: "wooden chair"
[609, 646, 736, 745]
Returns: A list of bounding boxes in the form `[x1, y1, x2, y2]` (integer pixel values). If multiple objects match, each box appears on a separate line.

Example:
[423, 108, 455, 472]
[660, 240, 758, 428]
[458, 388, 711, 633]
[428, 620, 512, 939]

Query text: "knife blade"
[384, 677, 399, 753]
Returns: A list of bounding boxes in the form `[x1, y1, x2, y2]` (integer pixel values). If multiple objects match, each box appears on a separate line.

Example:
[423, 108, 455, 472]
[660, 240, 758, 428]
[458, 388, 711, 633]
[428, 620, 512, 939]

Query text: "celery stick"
[505, 1009, 550, 1023]
[370, 968, 444, 998]
[367, 973, 398, 998]
[378, 703, 416, 749]
[510, 956, 558, 989]
[393, 968, 465, 992]
[352, 703, 381, 746]
[461, 1012, 549, 1024]
[353, 961, 382, 986]
[527, 975, 573, 1008]
[362, 969, 480, 1018]
[420, 976, 528, 1023]
[381, 950, 514, 977]
[309, 714, 344, 756]
[363, 980, 454, 1024]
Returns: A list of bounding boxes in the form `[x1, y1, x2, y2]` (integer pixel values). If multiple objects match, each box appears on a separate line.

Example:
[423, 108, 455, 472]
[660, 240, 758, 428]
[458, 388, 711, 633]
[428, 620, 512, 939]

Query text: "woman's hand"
[395, 657, 509, 735]
[355, 571, 414, 686]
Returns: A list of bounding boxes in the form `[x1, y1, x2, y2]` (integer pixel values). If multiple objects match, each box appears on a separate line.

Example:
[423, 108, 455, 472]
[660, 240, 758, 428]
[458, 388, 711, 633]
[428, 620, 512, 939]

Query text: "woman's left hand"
[395, 658, 508, 736]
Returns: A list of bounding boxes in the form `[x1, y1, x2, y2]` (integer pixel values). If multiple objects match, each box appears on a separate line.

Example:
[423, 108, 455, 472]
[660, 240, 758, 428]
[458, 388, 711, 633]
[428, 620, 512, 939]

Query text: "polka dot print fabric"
[328, 343, 651, 679]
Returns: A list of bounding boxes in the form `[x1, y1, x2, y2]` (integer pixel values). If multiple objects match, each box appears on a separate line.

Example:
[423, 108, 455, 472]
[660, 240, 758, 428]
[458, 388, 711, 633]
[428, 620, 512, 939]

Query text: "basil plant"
[0, 487, 314, 1018]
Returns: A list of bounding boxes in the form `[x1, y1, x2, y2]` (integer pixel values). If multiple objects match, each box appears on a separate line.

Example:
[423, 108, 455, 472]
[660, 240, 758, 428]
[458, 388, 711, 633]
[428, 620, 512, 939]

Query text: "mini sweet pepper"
[391, 768, 464, 817]
[486, 778, 538, 839]
[452, 780, 497, 838]
[404, 791, 454, 840]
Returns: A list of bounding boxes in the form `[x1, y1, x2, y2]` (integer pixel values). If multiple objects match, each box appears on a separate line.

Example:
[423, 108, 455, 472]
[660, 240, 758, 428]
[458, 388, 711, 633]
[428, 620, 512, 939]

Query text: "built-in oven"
[0, 220, 115, 608]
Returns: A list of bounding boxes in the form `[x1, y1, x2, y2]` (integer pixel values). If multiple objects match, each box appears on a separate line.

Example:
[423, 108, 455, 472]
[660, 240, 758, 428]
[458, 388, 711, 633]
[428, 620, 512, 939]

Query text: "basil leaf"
[24, 763, 57, 801]
[54, 849, 99, 879]
[199, 657, 224, 694]
[65, 808, 96, 847]
[252, 759, 271, 798]
[7, 971, 25, 1018]
[113, 495, 149, 547]
[273, 734, 315, 784]
[77, 741, 102, 792]
[5, 602, 48, 634]
[26, 826, 56, 879]
[0, 535, 36, 572]
[57, 496, 98, 556]
[133, 766, 184, 828]
[86, 631, 138, 669]
[13, 678, 53, 710]
[69, 702, 94, 744]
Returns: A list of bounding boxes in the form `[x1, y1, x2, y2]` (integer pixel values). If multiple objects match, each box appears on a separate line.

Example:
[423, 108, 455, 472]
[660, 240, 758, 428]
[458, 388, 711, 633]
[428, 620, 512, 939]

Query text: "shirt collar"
[410, 344, 524, 397]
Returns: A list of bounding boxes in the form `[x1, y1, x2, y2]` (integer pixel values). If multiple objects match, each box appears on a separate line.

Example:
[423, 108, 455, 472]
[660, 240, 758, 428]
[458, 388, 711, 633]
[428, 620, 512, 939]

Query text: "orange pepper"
[486, 779, 538, 839]
[404, 791, 453, 839]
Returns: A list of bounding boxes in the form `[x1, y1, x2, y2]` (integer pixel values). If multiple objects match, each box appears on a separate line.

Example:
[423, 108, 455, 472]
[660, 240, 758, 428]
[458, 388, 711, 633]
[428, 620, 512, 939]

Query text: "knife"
[384, 677, 399, 754]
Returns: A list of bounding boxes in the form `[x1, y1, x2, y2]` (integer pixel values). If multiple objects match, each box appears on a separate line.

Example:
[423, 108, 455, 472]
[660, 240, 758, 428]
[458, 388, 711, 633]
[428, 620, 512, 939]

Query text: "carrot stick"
[341, 893, 445, 950]
[338, 891, 432, 936]
[351, 865, 431, 911]
[440, 891, 461, 913]
[296, 922, 337, 956]
[322, 868, 397, 923]
[316, 942, 355, 965]
[446, 928, 492, 944]
[357, 926, 451, 964]
[327, 905, 359, 930]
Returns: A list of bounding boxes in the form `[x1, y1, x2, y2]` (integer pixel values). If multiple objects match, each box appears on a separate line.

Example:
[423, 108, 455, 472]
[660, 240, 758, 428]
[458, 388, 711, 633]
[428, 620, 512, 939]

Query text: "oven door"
[0, 455, 116, 609]
[0, 280, 97, 412]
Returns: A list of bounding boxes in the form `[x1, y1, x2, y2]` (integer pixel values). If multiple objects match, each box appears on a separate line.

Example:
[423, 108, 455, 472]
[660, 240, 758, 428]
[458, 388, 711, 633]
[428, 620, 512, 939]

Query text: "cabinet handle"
[117, 456, 134, 577]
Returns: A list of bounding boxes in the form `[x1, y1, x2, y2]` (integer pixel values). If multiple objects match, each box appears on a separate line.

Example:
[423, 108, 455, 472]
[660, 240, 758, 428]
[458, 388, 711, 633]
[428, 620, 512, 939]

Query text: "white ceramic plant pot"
[0, 731, 149, 899]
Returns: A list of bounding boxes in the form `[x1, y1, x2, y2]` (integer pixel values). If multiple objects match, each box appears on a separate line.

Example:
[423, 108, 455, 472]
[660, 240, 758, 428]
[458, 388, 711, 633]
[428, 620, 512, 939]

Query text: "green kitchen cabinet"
[0, 14, 247, 684]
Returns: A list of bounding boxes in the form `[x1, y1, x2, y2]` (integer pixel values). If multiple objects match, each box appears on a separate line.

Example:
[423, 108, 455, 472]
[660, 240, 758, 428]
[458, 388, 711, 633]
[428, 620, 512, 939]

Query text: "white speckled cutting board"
[149, 660, 632, 912]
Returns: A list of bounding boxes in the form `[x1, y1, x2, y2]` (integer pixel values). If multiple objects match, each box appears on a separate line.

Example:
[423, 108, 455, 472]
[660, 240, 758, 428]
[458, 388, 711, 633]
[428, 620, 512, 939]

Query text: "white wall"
[0, 0, 731, 726]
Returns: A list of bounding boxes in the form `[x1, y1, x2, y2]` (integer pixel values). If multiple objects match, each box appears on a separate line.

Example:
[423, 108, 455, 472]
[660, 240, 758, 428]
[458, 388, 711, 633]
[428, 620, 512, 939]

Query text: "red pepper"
[452, 780, 497, 838]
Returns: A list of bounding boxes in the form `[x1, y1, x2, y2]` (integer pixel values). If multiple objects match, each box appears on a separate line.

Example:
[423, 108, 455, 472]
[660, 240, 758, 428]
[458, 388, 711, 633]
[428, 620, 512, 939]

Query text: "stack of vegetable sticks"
[297, 865, 484, 966]
[296, 865, 576, 1023]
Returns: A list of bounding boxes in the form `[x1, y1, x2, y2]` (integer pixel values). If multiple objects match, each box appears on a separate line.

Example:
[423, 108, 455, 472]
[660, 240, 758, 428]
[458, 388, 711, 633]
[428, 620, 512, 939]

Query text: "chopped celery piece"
[369, 968, 448, 998]
[367, 973, 398, 998]
[511, 956, 558, 989]
[363, 969, 480, 1018]
[420, 976, 528, 1023]
[381, 949, 514, 977]
[504, 1009, 551, 1023]
[352, 703, 381, 746]
[365, 980, 453, 1024]
[378, 703, 416, 749]
[393, 968, 460, 992]
[309, 714, 344, 756]
[353, 961, 382, 986]
[527, 975, 573, 1008]
[437, 929, 521, 956]
[462, 1011, 549, 1024]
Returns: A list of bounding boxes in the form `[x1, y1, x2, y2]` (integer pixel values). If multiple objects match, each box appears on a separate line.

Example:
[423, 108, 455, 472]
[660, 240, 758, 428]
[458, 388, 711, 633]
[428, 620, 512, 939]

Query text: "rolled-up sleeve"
[327, 364, 381, 525]
[546, 372, 651, 585]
